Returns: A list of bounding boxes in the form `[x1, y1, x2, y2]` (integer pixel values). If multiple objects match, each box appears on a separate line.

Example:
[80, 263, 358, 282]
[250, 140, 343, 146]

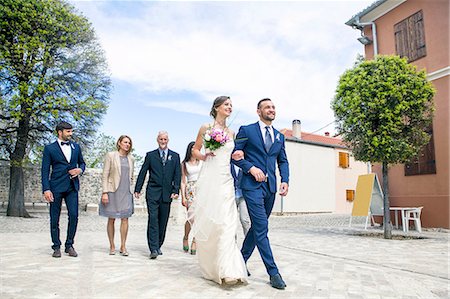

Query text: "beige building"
[346, 0, 449, 228]
[273, 123, 367, 214]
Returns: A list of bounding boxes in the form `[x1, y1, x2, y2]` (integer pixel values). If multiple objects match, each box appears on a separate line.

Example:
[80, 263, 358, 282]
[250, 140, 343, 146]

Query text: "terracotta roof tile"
[280, 129, 346, 148]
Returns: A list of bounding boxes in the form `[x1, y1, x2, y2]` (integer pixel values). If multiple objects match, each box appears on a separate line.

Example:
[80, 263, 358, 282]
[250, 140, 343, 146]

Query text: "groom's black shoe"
[270, 274, 286, 290]
[149, 250, 158, 259]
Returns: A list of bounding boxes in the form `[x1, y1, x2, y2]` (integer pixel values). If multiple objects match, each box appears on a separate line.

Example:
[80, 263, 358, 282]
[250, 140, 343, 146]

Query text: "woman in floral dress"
[181, 141, 202, 255]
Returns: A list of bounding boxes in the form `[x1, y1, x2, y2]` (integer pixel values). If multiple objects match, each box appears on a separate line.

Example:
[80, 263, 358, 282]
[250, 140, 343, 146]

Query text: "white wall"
[273, 141, 336, 213]
[334, 150, 369, 214]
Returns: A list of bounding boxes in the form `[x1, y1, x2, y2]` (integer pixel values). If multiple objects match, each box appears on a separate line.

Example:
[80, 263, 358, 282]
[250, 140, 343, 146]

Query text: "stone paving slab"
[0, 213, 448, 298]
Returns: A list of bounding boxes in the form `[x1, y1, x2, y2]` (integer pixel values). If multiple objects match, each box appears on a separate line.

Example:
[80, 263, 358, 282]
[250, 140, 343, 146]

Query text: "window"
[394, 10, 426, 62]
[339, 152, 349, 168]
[405, 126, 436, 176]
[346, 190, 355, 202]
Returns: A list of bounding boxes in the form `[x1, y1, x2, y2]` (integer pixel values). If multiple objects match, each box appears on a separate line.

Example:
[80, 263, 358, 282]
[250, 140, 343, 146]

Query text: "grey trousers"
[236, 196, 251, 236]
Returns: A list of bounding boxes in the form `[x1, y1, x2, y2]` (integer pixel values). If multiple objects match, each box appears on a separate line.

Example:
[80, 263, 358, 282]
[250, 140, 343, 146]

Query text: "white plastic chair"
[404, 207, 423, 233]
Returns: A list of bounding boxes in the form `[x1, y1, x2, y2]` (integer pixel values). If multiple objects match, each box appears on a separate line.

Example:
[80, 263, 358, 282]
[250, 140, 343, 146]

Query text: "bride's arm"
[228, 129, 235, 140]
[192, 124, 211, 161]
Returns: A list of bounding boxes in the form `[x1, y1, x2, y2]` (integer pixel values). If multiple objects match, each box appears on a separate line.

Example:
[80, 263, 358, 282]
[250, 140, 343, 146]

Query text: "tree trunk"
[7, 162, 30, 218]
[7, 111, 31, 218]
[382, 161, 392, 239]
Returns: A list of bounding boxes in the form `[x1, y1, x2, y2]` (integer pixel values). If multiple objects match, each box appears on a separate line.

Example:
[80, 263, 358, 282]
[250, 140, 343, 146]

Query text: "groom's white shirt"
[258, 120, 274, 144]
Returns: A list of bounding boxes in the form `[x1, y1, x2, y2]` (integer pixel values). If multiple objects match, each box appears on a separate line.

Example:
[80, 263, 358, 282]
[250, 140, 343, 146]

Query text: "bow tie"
[61, 141, 70, 146]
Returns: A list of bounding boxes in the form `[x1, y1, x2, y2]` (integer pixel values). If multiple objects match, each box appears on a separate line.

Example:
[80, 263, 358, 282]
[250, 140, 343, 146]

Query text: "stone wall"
[0, 162, 186, 223]
[0, 162, 144, 206]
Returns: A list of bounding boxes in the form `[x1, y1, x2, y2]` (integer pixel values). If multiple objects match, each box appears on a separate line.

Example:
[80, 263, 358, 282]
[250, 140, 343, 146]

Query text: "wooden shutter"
[419, 129, 436, 174]
[339, 152, 349, 168]
[394, 19, 408, 58]
[405, 125, 436, 176]
[410, 10, 426, 61]
[346, 190, 355, 202]
[394, 10, 426, 62]
[405, 159, 419, 176]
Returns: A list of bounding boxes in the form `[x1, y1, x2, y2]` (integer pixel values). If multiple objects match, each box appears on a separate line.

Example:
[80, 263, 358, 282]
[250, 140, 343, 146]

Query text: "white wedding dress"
[191, 140, 248, 284]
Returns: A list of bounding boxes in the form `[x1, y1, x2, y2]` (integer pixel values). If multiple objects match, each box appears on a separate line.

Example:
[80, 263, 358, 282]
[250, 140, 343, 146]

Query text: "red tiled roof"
[280, 129, 346, 148]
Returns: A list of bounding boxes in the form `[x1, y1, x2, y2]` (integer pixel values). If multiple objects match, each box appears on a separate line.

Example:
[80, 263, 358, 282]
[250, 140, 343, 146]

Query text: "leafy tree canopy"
[0, 0, 111, 217]
[0, 0, 111, 162]
[332, 55, 435, 164]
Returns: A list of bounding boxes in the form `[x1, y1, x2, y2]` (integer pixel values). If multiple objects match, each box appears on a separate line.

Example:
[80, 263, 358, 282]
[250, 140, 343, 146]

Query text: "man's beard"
[262, 114, 275, 121]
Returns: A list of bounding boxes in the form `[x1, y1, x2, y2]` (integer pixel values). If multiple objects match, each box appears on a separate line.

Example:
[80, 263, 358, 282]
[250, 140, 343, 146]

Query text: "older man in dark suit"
[41, 121, 86, 258]
[134, 131, 181, 259]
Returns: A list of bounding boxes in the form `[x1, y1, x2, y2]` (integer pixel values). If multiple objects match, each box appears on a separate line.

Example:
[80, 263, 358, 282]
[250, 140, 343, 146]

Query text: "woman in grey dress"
[100, 135, 135, 256]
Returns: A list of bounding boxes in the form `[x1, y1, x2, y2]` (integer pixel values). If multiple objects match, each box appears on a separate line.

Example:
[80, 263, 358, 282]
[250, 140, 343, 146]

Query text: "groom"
[232, 98, 289, 290]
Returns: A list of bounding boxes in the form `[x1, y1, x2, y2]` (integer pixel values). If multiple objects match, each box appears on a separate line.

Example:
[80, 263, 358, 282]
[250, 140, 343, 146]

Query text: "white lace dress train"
[191, 141, 247, 284]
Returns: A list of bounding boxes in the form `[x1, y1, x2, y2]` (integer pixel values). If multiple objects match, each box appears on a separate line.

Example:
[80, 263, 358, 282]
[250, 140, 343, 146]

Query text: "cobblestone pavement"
[0, 211, 448, 299]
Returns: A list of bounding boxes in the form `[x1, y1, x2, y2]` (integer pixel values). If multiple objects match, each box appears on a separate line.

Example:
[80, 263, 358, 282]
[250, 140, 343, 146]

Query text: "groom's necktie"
[161, 151, 166, 165]
[264, 126, 273, 152]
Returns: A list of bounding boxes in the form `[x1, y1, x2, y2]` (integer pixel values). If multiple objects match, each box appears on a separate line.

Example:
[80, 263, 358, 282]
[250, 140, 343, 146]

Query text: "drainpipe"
[354, 16, 378, 56]
[354, 16, 376, 173]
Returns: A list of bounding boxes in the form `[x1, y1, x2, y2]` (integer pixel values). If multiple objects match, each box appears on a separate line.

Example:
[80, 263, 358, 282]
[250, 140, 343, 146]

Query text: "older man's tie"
[161, 151, 166, 165]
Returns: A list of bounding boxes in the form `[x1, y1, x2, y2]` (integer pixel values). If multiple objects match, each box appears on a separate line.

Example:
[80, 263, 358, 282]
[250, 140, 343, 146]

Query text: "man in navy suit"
[232, 98, 289, 289]
[134, 131, 181, 259]
[41, 121, 86, 258]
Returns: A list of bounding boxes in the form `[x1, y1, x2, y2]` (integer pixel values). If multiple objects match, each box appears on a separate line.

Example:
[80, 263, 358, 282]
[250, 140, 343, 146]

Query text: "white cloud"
[142, 98, 210, 116]
[73, 0, 371, 133]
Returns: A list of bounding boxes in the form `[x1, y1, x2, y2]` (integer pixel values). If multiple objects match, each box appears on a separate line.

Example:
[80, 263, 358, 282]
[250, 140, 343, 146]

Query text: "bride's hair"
[210, 96, 230, 119]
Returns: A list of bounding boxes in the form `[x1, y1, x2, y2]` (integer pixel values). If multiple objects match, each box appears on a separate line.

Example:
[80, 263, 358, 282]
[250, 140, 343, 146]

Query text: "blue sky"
[71, 0, 372, 157]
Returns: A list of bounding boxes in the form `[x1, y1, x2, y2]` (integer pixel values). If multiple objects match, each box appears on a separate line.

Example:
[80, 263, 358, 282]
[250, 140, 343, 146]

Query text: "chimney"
[324, 132, 330, 137]
[292, 119, 301, 139]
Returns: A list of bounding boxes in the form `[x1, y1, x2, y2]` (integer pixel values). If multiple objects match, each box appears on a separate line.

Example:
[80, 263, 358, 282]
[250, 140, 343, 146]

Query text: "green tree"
[332, 55, 435, 239]
[83, 133, 144, 169]
[0, 0, 111, 217]
[83, 133, 116, 169]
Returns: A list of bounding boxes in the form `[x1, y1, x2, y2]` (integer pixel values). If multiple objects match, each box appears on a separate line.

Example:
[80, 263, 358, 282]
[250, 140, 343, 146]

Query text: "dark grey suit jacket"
[134, 149, 181, 203]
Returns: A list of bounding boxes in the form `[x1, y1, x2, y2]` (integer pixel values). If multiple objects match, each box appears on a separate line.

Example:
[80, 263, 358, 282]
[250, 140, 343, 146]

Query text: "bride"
[190, 96, 248, 286]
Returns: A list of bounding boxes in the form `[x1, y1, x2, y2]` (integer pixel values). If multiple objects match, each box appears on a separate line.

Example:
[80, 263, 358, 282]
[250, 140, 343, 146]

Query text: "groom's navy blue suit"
[41, 140, 85, 250]
[233, 122, 289, 276]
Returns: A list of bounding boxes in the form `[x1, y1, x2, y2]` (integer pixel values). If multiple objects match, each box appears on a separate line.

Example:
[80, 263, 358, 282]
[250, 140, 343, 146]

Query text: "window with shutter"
[346, 190, 355, 202]
[339, 152, 349, 168]
[394, 10, 426, 62]
[405, 126, 436, 176]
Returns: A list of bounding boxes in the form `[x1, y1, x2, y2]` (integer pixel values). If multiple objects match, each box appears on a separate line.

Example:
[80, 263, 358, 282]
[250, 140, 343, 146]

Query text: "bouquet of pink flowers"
[204, 127, 230, 151]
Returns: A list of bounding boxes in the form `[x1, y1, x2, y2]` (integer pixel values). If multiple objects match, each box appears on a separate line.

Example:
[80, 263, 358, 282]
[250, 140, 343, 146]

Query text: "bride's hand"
[203, 152, 215, 160]
[232, 150, 244, 160]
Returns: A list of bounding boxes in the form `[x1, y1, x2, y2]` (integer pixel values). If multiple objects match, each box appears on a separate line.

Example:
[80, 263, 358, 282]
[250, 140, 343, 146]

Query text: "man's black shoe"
[65, 247, 78, 257]
[149, 250, 158, 259]
[52, 249, 61, 258]
[157, 248, 162, 255]
[270, 274, 286, 290]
